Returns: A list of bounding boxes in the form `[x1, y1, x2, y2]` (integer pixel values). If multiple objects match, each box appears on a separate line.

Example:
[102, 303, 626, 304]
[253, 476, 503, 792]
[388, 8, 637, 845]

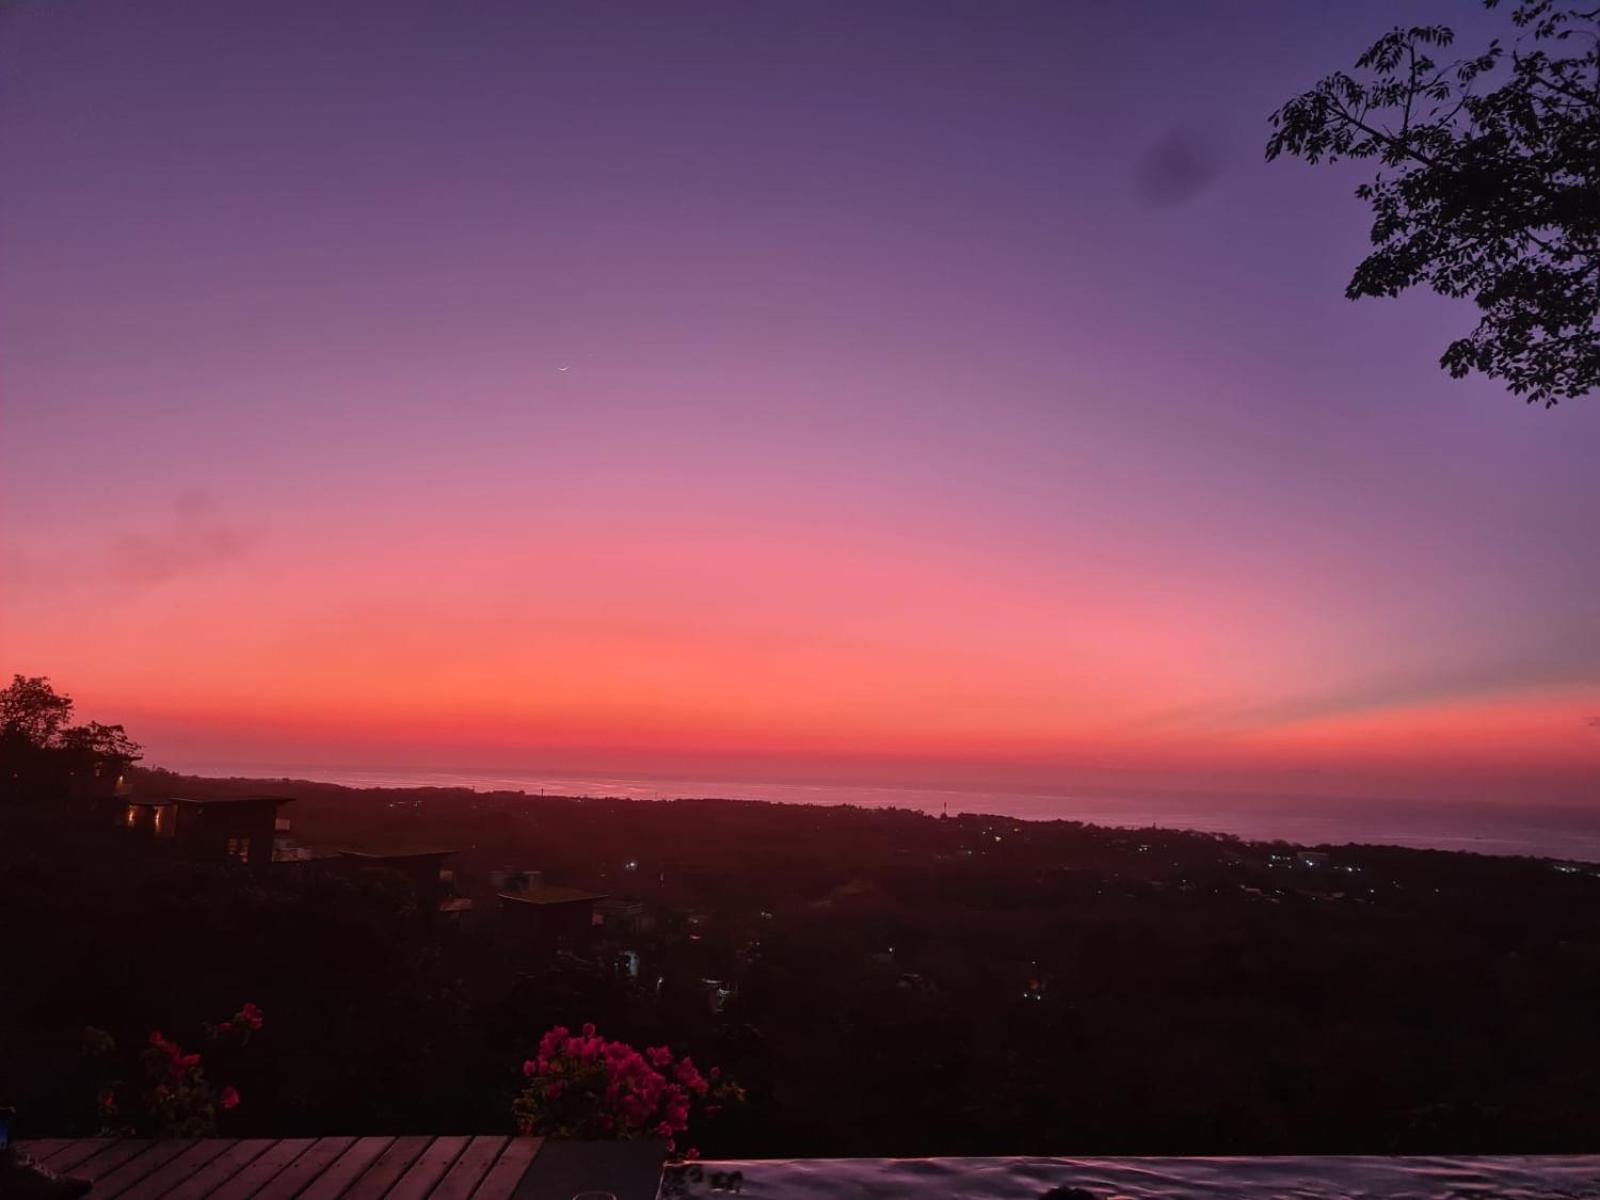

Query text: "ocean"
[170, 764, 1600, 863]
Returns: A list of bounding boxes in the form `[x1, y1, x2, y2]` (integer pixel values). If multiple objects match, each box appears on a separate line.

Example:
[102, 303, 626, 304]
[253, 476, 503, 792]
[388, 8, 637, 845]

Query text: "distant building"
[71, 756, 135, 801]
[6, 739, 136, 804]
[334, 848, 468, 918]
[595, 896, 654, 936]
[489, 867, 544, 892]
[120, 795, 289, 872]
[499, 884, 608, 951]
[438, 896, 475, 922]
[701, 978, 734, 1014]
[120, 798, 172, 839]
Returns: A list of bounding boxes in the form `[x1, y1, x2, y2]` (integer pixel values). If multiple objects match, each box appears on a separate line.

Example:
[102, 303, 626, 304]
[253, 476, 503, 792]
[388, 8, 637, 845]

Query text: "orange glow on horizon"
[7, 494, 1597, 805]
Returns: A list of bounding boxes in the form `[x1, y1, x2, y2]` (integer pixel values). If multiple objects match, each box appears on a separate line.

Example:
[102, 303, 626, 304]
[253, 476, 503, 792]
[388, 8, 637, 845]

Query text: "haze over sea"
[171, 763, 1600, 863]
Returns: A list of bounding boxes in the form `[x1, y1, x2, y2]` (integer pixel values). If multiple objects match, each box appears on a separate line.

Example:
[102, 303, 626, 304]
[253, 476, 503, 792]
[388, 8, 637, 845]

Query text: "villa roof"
[170, 795, 295, 807]
[128, 795, 293, 807]
[337, 846, 459, 860]
[499, 885, 608, 906]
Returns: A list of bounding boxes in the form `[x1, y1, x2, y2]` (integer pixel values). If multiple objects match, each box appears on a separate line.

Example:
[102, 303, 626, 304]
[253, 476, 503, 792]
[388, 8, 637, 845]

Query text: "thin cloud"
[1133, 640, 1600, 738]
[107, 491, 250, 583]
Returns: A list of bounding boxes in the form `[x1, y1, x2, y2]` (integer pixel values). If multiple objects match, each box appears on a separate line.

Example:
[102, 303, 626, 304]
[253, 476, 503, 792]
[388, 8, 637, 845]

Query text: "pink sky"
[2, 0, 1597, 808]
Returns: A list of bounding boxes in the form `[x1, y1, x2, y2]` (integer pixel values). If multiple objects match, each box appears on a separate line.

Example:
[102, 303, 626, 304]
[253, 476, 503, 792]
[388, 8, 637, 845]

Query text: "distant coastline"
[143, 763, 1600, 863]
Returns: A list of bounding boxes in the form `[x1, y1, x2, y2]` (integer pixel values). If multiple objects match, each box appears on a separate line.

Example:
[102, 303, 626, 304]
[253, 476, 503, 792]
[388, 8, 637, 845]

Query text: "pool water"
[659, 1156, 1600, 1199]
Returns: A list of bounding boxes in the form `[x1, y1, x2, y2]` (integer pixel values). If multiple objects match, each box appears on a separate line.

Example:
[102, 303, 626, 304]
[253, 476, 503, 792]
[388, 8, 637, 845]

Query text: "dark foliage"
[0, 677, 142, 802]
[1268, 0, 1600, 407]
[7, 765, 1599, 1156]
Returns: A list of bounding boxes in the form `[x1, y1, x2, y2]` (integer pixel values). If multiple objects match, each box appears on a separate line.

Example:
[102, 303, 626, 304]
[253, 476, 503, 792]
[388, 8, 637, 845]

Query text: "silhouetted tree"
[57, 722, 143, 765]
[0, 675, 141, 799]
[0, 675, 76, 746]
[1268, 0, 1599, 407]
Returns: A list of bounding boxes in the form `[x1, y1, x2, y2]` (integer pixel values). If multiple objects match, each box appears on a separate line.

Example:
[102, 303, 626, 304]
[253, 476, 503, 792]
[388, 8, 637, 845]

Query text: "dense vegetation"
[1269, 0, 1600, 407]
[5, 758, 1600, 1156]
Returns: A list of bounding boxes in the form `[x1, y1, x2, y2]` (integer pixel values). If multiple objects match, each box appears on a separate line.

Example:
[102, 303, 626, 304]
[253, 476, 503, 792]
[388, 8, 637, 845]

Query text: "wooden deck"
[14, 1137, 553, 1200]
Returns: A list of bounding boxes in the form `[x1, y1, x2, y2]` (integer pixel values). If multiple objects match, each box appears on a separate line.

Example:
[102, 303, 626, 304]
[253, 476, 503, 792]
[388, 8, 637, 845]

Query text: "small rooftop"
[499, 885, 609, 906]
[168, 795, 294, 807]
[336, 847, 459, 862]
[272, 846, 344, 863]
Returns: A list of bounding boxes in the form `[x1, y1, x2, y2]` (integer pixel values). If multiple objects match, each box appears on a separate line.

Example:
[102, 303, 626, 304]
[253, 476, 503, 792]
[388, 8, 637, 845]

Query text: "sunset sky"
[2, 0, 1596, 806]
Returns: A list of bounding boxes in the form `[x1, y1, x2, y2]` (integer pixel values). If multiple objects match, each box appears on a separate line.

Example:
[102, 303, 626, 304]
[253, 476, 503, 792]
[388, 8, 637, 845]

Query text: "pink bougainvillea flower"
[515, 1023, 735, 1145]
[674, 1059, 709, 1096]
[219, 1085, 241, 1111]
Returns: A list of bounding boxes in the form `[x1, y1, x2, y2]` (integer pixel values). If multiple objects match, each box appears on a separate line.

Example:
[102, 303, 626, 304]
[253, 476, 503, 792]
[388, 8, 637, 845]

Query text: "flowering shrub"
[214, 1001, 265, 1043]
[512, 1023, 742, 1155]
[85, 1002, 263, 1137]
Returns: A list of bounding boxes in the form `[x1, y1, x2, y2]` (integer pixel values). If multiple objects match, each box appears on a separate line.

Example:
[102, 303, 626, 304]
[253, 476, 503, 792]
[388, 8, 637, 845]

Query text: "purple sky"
[2, 0, 1596, 805]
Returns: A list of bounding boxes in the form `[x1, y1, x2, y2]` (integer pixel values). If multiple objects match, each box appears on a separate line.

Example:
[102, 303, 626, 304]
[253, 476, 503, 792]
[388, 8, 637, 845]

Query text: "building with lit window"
[119, 795, 290, 872]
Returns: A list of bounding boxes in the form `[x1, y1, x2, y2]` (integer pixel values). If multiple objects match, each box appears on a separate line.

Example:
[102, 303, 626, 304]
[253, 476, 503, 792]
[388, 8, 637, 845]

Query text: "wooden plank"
[14, 1139, 72, 1163]
[293, 1137, 394, 1200]
[429, 1136, 506, 1200]
[207, 1137, 319, 1200]
[96, 1140, 201, 1199]
[159, 1139, 276, 1200]
[72, 1139, 159, 1182]
[11, 1135, 550, 1200]
[340, 1136, 431, 1200]
[118, 1141, 239, 1200]
[38, 1139, 116, 1172]
[385, 1135, 469, 1200]
[468, 1137, 541, 1200]
[250, 1137, 357, 1200]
